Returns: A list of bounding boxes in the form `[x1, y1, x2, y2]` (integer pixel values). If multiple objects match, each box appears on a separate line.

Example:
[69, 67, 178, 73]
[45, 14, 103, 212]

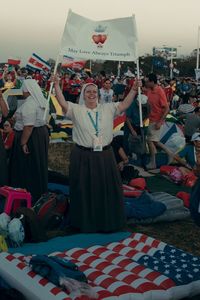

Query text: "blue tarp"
[9, 232, 131, 255]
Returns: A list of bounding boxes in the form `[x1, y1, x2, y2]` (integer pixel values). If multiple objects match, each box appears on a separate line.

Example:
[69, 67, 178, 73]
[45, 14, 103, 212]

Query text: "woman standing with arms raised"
[53, 75, 140, 233]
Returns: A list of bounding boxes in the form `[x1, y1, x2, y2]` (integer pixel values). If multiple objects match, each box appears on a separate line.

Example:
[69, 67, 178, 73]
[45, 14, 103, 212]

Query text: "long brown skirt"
[69, 145, 126, 233]
[10, 126, 49, 202]
[0, 135, 8, 186]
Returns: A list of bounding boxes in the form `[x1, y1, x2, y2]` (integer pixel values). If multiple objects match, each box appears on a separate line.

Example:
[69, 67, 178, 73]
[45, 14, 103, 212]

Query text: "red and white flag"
[26, 53, 51, 73]
[7, 58, 21, 65]
[61, 55, 86, 69]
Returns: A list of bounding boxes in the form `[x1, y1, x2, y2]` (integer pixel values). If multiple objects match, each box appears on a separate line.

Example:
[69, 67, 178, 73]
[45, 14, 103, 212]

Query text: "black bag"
[15, 207, 47, 243]
[121, 165, 139, 184]
[128, 134, 147, 155]
[190, 178, 200, 226]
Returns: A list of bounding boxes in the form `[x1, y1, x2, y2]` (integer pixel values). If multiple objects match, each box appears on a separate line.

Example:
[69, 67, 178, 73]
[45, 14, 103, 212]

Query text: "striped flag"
[61, 55, 86, 70]
[26, 53, 51, 73]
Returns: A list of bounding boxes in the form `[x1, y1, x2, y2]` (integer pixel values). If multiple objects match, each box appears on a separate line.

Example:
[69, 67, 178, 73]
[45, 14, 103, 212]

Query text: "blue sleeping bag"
[124, 191, 166, 219]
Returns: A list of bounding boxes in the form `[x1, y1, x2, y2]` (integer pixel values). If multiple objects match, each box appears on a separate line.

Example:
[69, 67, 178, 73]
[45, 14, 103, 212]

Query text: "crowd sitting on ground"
[1, 64, 200, 235]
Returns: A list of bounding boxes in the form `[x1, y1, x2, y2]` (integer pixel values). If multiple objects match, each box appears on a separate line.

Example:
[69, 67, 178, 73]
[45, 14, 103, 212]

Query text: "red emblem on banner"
[92, 25, 107, 48]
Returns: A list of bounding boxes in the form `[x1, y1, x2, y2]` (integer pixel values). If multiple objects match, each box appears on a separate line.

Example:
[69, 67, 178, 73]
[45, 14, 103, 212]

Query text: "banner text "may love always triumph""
[68, 48, 131, 58]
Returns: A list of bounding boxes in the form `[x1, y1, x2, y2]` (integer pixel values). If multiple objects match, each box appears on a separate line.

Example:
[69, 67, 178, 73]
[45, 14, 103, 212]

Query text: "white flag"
[60, 10, 138, 62]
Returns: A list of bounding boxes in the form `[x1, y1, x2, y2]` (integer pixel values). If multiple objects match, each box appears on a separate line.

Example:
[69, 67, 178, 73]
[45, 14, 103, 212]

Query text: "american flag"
[0, 233, 200, 299]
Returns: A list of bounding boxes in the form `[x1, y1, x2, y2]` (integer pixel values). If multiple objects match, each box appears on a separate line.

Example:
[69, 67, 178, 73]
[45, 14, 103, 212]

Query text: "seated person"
[111, 134, 139, 183]
[184, 107, 200, 143]
[171, 132, 200, 178]
[111, 134, 129, 171]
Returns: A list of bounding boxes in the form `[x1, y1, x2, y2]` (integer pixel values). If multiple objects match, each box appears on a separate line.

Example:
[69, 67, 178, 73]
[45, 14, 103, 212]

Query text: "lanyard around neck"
[87, 111, 99, 136]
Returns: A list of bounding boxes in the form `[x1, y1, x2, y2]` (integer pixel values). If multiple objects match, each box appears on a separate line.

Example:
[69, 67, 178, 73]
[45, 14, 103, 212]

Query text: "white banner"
[60, 10, 138, 62]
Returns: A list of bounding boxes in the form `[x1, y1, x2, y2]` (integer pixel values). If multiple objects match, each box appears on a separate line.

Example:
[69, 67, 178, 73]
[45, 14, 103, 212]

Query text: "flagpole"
[89, 60, 92, 72]
[43, 54, 60, 121]
[196, 26, 200, 69]
[136, 58, 143, 128]
[131, 14, 143, 128]
[43, 9, 74, 121]
[117, 61, 121, 77]
[196, 26, 200, 81]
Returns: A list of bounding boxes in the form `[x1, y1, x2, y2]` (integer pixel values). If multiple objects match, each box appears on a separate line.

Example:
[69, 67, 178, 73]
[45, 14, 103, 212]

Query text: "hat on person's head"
[191, 132, 200, 142]
[136, 94, 148, 105]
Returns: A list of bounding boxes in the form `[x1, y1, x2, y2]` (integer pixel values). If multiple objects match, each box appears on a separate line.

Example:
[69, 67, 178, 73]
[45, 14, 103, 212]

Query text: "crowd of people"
[0, 64, 200, 233]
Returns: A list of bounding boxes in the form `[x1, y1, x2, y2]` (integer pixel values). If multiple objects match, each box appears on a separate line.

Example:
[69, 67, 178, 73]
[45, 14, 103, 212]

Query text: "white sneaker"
[146, 162, 157, 170]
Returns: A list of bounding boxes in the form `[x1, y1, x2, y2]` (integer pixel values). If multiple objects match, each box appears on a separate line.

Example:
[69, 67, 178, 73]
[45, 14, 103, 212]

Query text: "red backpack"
[33, 192, 69, 230]
[15, 193, 69, 243]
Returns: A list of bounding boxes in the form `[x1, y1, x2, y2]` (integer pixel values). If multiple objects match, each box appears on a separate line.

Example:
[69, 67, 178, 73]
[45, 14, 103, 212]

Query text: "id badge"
[93, 136, 103, 151]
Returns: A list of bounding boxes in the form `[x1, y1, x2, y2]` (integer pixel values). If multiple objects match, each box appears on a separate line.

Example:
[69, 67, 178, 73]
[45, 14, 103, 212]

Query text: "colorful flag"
[7, 58, 21, 65]
[60, 10, 138, 61]
[61, 55, 86, 69]
[26, 53, 51, 73]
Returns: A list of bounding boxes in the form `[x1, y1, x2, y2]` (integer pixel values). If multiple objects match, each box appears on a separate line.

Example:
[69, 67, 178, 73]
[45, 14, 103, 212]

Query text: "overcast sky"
[1, 0, 200, 65]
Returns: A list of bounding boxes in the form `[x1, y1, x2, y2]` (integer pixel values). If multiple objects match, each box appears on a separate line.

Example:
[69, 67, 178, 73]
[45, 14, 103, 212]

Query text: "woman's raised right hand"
[50, 74, 60, 85]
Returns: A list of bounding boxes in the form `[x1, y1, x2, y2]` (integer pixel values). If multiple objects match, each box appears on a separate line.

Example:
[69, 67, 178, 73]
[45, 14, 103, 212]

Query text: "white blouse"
[99, 88, 114, 104]
[66, 102, 121, 147]
[14, 96, 48, 131]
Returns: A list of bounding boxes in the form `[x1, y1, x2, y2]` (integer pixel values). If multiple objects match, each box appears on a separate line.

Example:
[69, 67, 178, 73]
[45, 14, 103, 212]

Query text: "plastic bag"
[0, 213, 11, 236]
[8, 217, 25, 247]
[60, 276, 98, 299]
[164, 133, 185, 154]
[128, 134, 146, 155]
[169, 168, 183, 184]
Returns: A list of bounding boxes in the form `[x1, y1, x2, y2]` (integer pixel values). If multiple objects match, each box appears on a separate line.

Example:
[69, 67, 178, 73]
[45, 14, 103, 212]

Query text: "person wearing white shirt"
[10, 79, 49, 202]
[53, 75, 140, 233]
[99, 79, 114, 104]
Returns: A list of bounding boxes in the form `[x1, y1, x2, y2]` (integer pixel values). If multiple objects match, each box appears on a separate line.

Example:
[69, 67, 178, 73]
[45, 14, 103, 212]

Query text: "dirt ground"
[129, 217, 200, 256]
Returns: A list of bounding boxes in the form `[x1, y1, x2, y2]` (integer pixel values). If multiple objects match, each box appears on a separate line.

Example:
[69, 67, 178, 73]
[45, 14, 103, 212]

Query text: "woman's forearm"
[118, 88, 137, 112]
[54, 83, 68, 114]
[20, 126, 34, 145]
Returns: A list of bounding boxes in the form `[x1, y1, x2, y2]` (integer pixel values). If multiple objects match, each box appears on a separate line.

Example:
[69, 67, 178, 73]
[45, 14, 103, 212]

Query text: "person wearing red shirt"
[33, 71, 43, 86]
[84, 72, 94, 84]
[68, 74, 81, 103]
[164, 80, 173, 108]
[61, 73, 70, 100]
[124, 76, 135, 97]
[145, 73, 169, 169]
[2, 120, 15, 158]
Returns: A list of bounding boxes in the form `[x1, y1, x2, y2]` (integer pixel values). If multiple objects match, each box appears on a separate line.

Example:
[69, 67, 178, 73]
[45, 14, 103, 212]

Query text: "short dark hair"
[146, 73, 157, 84]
